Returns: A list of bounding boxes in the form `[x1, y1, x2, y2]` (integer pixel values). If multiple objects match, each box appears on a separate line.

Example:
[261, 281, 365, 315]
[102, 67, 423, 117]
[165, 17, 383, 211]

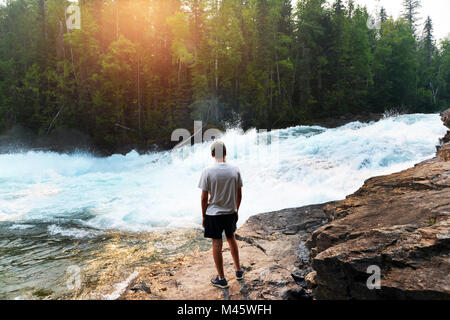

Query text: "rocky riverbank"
[304, 109, 450, 299]
[120, 205, 330, 300]
[121, 110, 450, 300]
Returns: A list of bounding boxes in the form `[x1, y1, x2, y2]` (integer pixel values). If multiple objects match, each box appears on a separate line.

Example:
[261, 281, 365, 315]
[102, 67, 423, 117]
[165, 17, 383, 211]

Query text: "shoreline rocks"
[441, 109, 450, 129]
[305, 158, 450, 299]
[120, 205, 330, 300]
[438, 109, 450, 161]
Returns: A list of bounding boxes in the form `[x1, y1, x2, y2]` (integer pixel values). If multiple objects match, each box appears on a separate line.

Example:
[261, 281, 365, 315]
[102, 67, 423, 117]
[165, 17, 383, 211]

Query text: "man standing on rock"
[198, 141, 244, 289]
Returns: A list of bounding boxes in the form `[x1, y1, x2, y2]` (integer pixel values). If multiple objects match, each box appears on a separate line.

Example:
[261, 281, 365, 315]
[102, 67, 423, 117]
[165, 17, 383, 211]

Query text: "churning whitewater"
[0, 114, 447, 234]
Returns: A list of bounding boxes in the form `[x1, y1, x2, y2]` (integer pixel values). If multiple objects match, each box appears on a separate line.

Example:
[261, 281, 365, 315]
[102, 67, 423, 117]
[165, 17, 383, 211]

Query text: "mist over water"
[0, 113, 447, 299]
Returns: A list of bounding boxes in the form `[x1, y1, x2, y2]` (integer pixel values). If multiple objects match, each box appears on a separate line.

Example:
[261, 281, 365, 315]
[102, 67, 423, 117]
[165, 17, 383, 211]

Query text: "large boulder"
[441, 109, 450, 129]
[440, 132, 450, 146]
[438, 109, 450, 161]
[305, 158, 450, 299]
[438, 143, 450, 162]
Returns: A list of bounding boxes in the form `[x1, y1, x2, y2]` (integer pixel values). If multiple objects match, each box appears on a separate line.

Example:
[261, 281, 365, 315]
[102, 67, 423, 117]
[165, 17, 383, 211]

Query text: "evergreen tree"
[379, 7, 388, 24]
[416, 16, 439, 110]
[402, 0, 421, 34]
[421, 16, 435, 66]
[372, 19, 418, 112]
[293, 0, 328, 117]
[438, 39, 450, 109]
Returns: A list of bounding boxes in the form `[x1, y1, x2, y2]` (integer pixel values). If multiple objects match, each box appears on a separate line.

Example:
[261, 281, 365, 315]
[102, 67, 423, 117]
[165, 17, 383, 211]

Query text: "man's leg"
[212, 239, 225, 279]
[226, 234, 241, 272]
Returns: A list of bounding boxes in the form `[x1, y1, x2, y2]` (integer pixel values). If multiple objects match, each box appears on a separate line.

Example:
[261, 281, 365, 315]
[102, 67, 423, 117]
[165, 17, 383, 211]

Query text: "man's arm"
[201, 190, 209, 227]
[236, 187, 242, 222]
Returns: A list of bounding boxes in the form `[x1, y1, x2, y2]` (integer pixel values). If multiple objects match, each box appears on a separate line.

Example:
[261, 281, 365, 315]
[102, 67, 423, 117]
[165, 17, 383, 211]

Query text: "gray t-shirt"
[198, 162, 243, 216]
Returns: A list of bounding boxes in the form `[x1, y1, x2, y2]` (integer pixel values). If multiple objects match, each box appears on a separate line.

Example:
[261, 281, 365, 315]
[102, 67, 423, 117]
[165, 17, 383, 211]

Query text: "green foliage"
[0, 0, 448, 152]
[372, 18, 418, 111]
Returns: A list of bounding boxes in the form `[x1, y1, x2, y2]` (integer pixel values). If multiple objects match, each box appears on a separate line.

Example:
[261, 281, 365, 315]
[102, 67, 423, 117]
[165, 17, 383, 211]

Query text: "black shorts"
[204, 212, 237, 239]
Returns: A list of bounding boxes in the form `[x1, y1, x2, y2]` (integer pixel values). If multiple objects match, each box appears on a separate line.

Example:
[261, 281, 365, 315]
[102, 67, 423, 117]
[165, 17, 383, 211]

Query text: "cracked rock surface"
[120, 205, 328, 300]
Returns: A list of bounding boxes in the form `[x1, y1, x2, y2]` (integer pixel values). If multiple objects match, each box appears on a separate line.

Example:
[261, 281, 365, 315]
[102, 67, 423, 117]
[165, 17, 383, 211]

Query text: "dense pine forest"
[0, 0, 449, 152]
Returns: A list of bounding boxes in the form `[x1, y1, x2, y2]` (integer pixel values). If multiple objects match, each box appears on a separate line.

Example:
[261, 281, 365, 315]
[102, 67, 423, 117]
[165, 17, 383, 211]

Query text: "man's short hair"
[211, 141, 227, 159]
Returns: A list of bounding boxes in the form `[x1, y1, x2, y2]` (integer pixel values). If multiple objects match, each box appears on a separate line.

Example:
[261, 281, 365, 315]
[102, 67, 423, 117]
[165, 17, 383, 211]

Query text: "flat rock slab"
[120, 206, 328, 300]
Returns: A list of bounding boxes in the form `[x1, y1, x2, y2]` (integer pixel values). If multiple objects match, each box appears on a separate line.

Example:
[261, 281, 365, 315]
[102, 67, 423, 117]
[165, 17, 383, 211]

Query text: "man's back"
[199, 141, 244, 288]
[198, 162, 243, 216]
